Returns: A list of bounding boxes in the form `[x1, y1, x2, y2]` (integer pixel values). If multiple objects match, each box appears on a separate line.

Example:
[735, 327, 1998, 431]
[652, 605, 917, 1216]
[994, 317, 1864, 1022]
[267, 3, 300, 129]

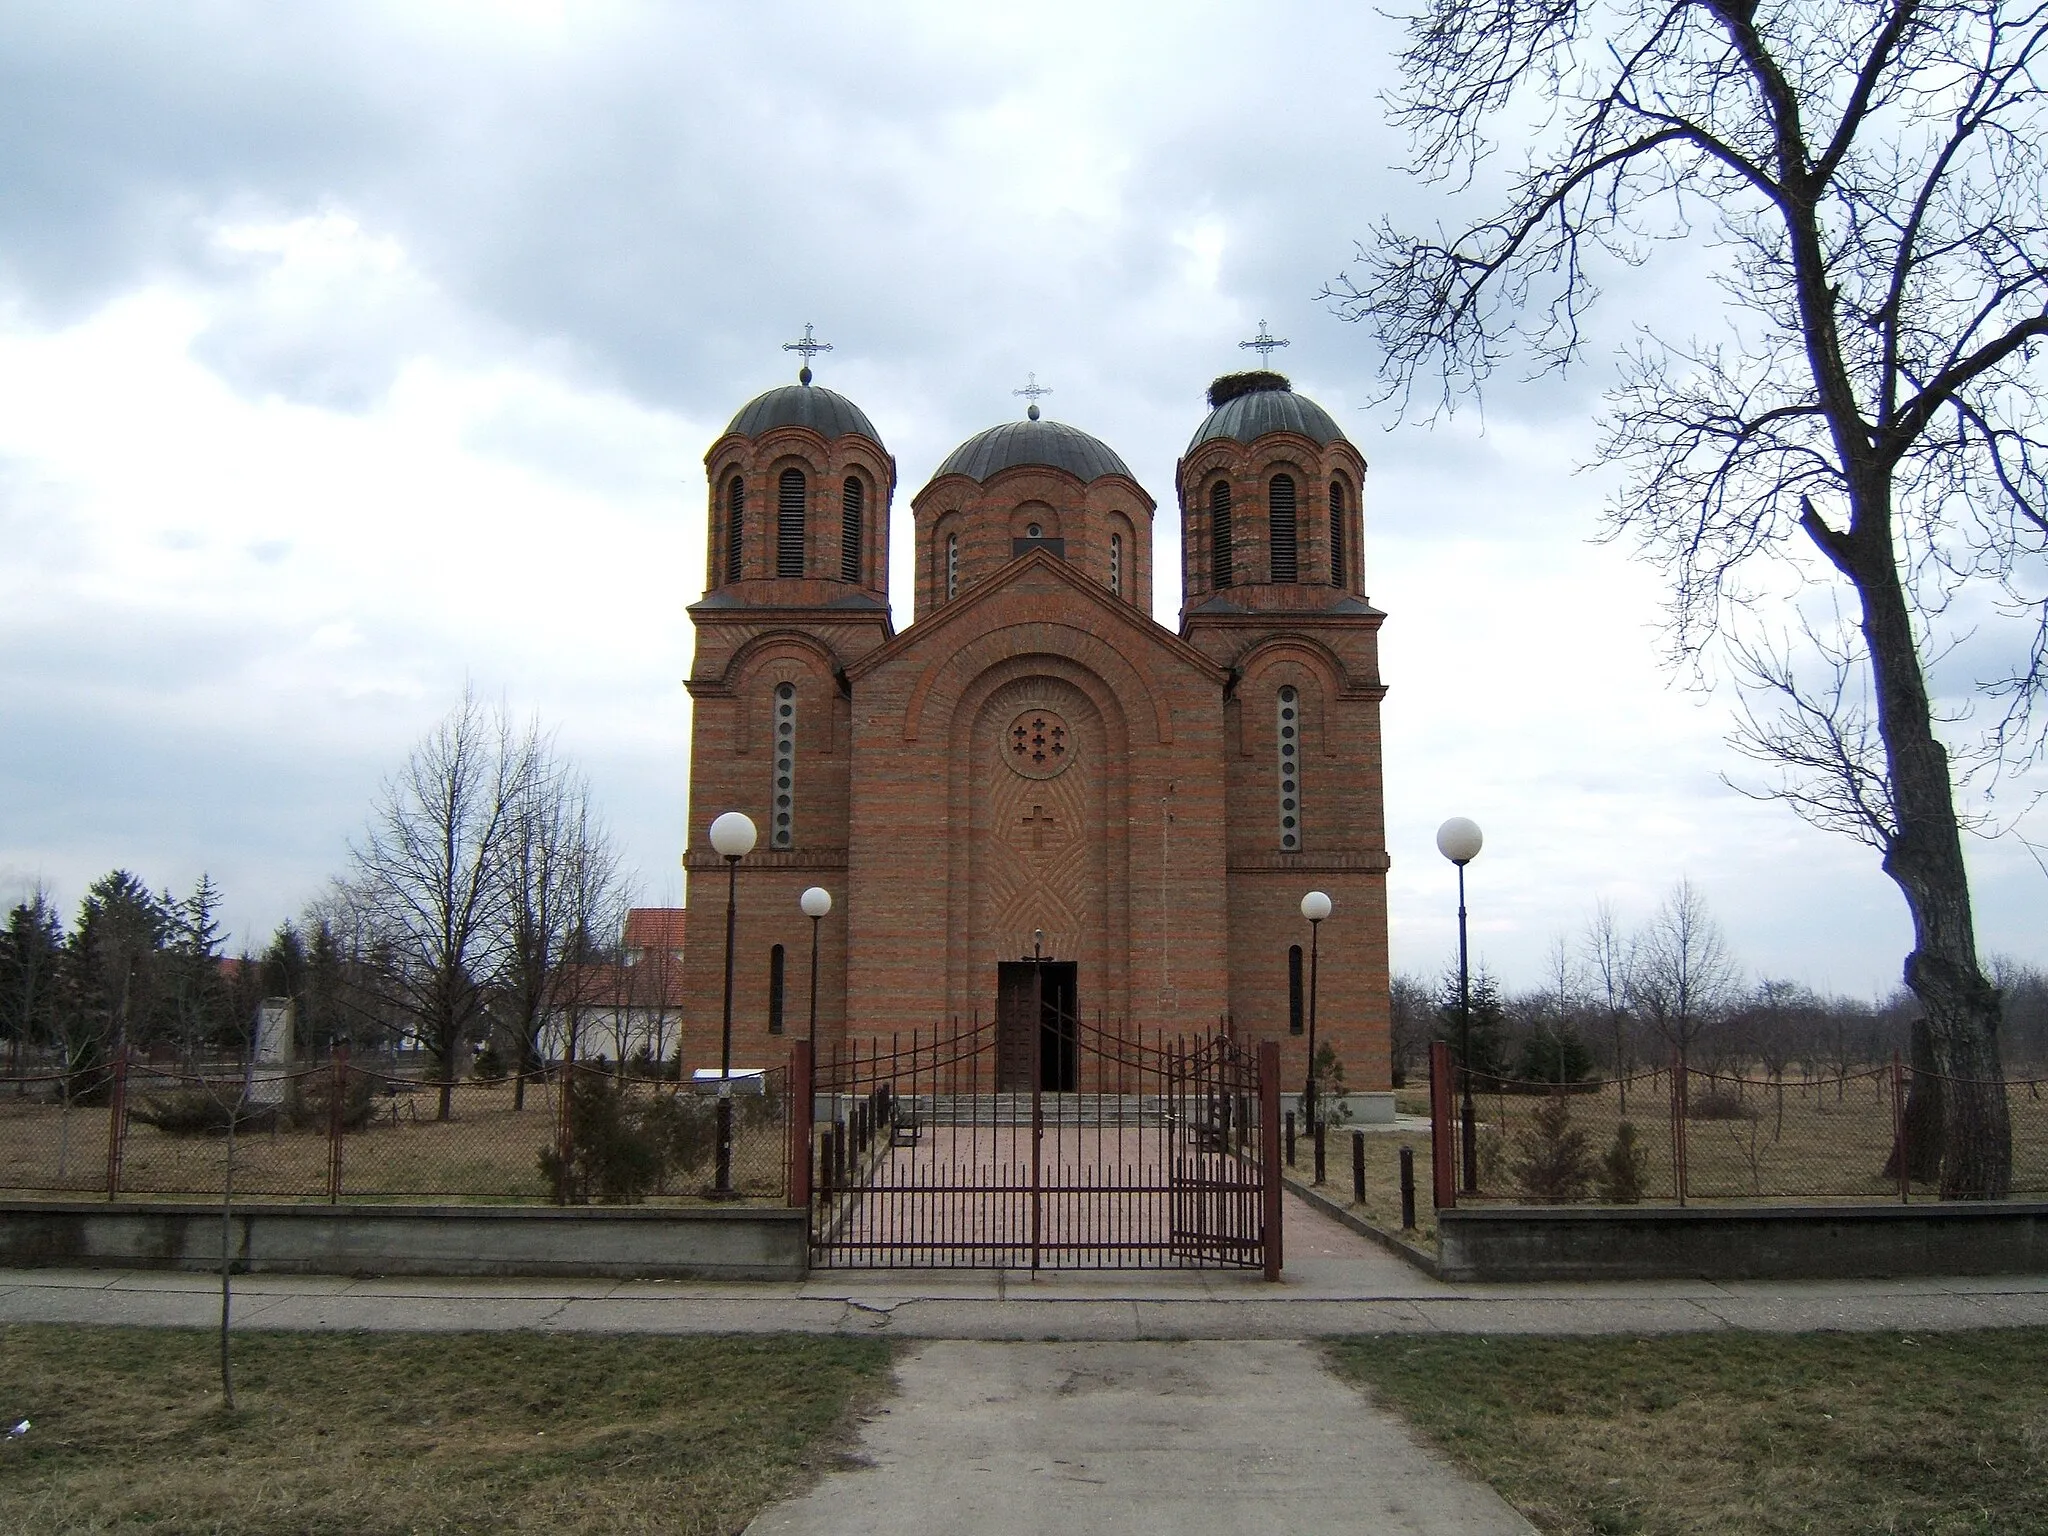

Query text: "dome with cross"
[934, 417, 1133, 485]
[725, 380, 884, 445]
[1186, 372, 1348, 452]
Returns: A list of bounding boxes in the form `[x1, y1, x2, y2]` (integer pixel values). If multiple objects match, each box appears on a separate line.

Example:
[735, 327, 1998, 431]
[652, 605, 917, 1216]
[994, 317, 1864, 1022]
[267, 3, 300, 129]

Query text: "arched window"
[946, 531, 959, 601]
[1329, 479, 1347, 588]
[1110, 531, 1123, 597]
[1289, 945, 1305, 1035]
[1277, 686, 1301, 851]
[768, 944, 787, 1035]
[777, 469, 806, 578]
[771, 682, 796, 849]
[841, 475, 863, 584]
[1210, 480, 1233, 588]
[1269, 473, 1297, 582]
[725, 475, 745, 584]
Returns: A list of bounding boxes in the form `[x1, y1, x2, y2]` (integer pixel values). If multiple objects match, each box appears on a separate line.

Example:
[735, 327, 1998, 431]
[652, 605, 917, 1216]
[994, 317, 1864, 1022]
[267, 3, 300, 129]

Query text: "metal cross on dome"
[782, 323, 833, 381]
[1013, 372, 1052, 419]
[1239, 321, 1290, 363]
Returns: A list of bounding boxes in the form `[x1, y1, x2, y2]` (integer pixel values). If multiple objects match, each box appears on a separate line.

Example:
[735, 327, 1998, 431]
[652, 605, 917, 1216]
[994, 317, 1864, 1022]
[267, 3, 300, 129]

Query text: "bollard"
[1285, 1111, 1296, 1167]
[1352, 1130, 1366, 1203]
[1312, 1120, 1326, 1185]
[1399, 1145, 1417, 1231]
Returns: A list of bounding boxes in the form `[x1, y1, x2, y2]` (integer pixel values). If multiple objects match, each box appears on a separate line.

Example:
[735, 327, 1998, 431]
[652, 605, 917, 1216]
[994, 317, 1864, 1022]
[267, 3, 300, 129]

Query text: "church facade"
[679, 359, 1392, 1106]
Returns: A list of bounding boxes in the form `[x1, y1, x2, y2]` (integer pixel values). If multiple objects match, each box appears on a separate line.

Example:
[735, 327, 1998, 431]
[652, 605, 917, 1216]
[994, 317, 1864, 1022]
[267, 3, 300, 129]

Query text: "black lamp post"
[1436, 817, 1484, 1193]
[799, 886, 830, 1120]
[708, 810, 757, 1195]
[1299, 890, 1331, 1131]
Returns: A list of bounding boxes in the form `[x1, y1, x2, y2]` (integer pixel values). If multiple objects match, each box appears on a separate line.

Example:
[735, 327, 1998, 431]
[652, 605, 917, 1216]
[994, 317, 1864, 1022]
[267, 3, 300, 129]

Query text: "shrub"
[472, 1042, 508, 1083]
[1310, 1042, 1355, 1127]
[1686, 1085, 1759, 1121]
[281, 1067, 380, 1132]
[130, 1090, 276, 1136]
[1509, 1093, 1595, 1203]
[1598, 1120, 1650, 1204]
[539, 1076, 720, 1204]
[1515, 1024, 1595, 1085]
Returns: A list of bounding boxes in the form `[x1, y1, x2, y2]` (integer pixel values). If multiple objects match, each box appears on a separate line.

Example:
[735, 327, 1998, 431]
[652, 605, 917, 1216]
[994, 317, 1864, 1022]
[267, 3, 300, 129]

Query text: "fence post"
[789, 1041, 813, 1210]
[104, 1045, 130, 1200]
[327, 1046, 349, 1204]
[1429, 1040, 1456, 1209]
[1670, 1049, 1688, 1207]
[553, 1061, 574, 1205]
[1260, 1039, 1282, 1282]
[1892, 1049, 1909, 1205]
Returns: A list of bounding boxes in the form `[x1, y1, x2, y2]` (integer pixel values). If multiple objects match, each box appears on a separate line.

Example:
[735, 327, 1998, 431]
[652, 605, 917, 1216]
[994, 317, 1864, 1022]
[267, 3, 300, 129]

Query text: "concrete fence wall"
[0, 1202, 810, 1281]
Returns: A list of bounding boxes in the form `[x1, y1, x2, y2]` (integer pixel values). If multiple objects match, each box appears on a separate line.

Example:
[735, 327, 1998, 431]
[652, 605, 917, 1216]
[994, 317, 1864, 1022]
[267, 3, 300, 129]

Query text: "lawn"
[1326, 1329, 2048, 1535]
[0, 1327, 892, 1535]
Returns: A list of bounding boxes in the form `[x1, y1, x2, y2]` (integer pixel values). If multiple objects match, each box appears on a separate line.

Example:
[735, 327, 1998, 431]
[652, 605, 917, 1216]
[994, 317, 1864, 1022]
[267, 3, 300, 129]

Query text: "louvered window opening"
[777, 469, 806, 578]
[1269, 473, 1297, 583]
[772, 682, 797, 849]
[1278, 686, 1301, 851]
[841, 475, 864, 584]
[1110, 531, 1123, 596]
[1210, 481, 1233, 588]
[1329, 479, 1347, 588]
[946, 531, 959, 601]
[725, 476, 745, 584]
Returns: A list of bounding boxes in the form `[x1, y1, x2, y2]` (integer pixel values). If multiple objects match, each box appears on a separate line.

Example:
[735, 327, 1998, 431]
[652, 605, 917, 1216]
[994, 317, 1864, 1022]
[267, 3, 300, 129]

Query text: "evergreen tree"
[1435, 966, 1509, 1082]
[68, 871, 168, 1059]
[161, 874, 235, 1059]
[1, 892, 66, 1067]
[1515, 1023, 1595, 1085]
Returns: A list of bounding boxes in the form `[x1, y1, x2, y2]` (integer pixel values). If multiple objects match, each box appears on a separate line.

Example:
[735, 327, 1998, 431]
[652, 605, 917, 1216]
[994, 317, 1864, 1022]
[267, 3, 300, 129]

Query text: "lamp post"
[1436, 817, 1484, 1194]
[1299, 891, 1331, 1132]
[799, 886, 830, 1149]
[708, 810, 757, 1195]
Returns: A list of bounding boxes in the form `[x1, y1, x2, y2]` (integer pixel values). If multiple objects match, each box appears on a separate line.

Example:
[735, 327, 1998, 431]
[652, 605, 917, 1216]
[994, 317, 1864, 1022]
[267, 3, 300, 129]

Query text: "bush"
[131, 1090, 276, 1136]
[1686, 1085, 1759, 1121]
[281, 1067, 380, 1132]
[539, 1075, 719, 1204]
[1598, 1120, 1650, 1204]
[1510, 1093, 1595, 1203]
[1515, 1025, 1595, 1085]
[1310, 1042, 1355, 1127]
[472, 1042, 508, 1083]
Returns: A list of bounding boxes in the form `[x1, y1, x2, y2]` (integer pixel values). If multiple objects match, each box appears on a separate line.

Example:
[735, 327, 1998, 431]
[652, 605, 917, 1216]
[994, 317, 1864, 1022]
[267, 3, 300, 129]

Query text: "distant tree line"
[1390, 880, 2048, 1091]
[2, 692, 650, 1119]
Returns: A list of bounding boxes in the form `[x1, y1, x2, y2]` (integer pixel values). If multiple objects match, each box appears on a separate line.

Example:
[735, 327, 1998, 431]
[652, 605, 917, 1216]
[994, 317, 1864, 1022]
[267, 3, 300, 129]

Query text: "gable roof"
[623, 908, 686, 950]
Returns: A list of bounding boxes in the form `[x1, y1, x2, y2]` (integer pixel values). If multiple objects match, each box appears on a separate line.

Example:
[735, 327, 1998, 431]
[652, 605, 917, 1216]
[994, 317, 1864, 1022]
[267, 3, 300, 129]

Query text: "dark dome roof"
[934, 417, 1133, 484]
[1188, 378, 1348, 452]
[725, 381, 882, 444]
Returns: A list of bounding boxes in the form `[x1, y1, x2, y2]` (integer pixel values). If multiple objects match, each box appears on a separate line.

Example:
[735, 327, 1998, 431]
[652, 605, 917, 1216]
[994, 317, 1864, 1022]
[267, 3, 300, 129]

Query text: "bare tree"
[1630, 880, 1739, 1095]
[1581, 899, 1636, 1108]
[1331, 0, 2044, 1195]
[340, 691, 537, 1120]
[1389, 973, 1435, 1088]
[492, 751, 625, 1109]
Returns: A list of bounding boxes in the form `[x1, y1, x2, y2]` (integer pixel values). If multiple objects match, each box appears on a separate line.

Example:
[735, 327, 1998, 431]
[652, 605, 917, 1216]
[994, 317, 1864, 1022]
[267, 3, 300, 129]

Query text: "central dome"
[725, 380, 882, 444]
[935, 417, 1132, 484]
[1187, 374, 1347, 452]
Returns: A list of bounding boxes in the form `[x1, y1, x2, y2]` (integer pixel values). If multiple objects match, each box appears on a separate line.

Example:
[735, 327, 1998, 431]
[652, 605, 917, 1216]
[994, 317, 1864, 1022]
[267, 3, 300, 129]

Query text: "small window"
[1289, 945, 1305, 1035]
[771, 682, 796, 849]
[841, 475, 864, 584]
[1109, 531, 1123, 596]
[1026, 522, 1042, 539]
[1270, 473, 1297, 582]
[1329, 479, 1347, 588]
[725, 476, 745, 584]
[777, 469, 806, 578]
[1210, 481, 1233, 588]
[768, 945, 786, 1034]
[946, 531, 959, 601]
[1277, 686, 1300, 851]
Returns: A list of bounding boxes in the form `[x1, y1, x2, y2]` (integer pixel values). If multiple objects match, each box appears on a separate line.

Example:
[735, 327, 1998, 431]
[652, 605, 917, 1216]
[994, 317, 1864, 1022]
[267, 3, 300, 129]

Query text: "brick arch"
[721, 632, 842, 756]
[901, 615, 1174, 747]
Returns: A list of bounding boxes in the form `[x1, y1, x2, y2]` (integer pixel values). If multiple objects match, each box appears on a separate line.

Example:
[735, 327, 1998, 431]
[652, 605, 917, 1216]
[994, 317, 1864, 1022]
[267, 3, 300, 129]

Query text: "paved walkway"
[1, 1197, 2042, 1338]
[744, 1339, 1537, 1535]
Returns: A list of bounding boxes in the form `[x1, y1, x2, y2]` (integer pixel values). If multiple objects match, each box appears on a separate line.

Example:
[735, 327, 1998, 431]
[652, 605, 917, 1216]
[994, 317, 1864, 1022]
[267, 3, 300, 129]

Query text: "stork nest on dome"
[1207, 371, 1291, 408]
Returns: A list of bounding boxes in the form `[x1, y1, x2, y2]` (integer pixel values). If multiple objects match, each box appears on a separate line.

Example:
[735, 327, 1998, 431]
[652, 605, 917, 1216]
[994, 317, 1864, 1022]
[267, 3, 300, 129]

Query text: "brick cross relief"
[1020, 804, 1057, 849]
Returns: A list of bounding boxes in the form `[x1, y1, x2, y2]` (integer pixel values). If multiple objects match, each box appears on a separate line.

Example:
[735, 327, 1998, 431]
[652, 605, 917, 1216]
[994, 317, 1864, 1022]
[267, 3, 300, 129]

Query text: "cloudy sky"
[2, 0, 2042, 998]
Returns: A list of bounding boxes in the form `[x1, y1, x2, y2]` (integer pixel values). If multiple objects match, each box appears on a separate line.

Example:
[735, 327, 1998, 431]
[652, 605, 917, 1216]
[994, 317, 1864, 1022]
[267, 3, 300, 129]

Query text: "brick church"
[679, 350, 1392, 1113]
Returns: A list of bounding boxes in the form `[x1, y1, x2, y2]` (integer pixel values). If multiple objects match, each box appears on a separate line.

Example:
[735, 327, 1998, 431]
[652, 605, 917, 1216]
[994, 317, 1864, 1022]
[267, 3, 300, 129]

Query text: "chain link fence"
[1427, 1041, 2048, 1206]
[0, 1053, 790, 1205]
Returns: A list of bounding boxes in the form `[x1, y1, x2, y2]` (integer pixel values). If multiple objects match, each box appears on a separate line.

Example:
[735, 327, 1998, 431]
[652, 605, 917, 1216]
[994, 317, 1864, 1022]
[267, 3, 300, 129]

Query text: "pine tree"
[1509, 1092, 1595, 1203]
[1, 893, 66, 1068]
[1435, 967, 1510, 1082]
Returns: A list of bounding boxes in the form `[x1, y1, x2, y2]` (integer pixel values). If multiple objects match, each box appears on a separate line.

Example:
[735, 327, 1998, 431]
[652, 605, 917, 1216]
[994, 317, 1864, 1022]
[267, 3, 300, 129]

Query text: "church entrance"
[994, 959, 1078, 1092]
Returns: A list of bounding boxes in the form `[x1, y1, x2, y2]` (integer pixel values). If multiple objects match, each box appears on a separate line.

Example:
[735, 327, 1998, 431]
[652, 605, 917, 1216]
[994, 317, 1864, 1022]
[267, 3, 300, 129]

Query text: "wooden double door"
[995, 959, 1078, 1092]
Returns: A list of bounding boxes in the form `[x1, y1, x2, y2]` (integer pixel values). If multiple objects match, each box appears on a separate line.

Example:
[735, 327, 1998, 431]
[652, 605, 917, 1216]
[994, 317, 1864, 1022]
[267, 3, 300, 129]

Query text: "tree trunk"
[1881, 1015, 1944, 1185]
[1839, 485, 2011, 1198]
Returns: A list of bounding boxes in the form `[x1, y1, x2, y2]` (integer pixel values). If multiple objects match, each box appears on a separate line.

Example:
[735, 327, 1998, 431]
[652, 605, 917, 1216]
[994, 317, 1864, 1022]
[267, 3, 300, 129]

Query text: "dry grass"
[0, 1077, 789, 1205]
[0, 1327, 892, 1535]
[1287, 1125, 1440, 1245]
[1326, 1329, 2048, 1535]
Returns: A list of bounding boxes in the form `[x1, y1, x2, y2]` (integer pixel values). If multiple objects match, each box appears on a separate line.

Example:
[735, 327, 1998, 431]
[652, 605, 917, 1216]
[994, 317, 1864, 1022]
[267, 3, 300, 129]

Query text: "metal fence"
[0, 1052, 790, 1205]
[1425, 1040, 2048, 1207]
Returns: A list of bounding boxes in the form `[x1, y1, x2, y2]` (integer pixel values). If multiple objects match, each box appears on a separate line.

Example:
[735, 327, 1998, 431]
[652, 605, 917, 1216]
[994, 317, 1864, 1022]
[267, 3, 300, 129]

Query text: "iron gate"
[794, 1016, 1281, 1274]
